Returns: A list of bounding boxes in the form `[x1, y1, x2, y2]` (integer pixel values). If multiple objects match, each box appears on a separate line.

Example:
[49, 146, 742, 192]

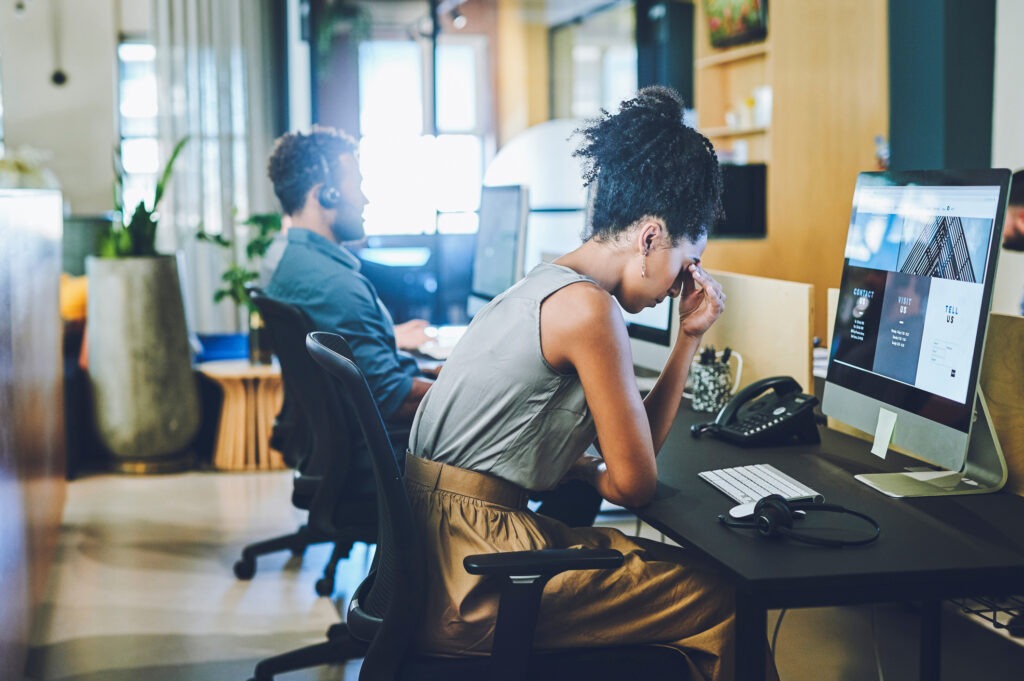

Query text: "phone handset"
[692, 375, 820, 447]
[713, 376, 802, 426]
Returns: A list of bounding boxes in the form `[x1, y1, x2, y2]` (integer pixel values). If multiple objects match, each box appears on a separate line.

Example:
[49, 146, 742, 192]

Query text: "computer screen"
[470, 185, 529, 303]
[822, 169, 1011, 496]
[623, 297, 677, 377]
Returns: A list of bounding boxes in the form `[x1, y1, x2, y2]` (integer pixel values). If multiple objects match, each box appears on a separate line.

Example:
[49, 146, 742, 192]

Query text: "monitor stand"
[854, 390, 1007, 498]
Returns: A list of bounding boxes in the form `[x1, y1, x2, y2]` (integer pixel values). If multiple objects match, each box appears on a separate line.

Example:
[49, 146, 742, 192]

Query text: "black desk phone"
[691, 376, 820, 447]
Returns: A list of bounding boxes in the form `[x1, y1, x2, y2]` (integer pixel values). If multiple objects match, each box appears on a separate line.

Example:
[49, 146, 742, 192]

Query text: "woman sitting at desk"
[406, 86, 777, 681]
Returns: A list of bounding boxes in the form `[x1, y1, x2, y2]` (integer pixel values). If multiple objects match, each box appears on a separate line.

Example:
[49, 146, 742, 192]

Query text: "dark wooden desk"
[636, 407, 1024, 681]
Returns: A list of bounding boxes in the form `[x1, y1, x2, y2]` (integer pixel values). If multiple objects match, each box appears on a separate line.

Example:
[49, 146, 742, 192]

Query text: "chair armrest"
[463, 548, 623, 578]
[463, 548, 625, 681]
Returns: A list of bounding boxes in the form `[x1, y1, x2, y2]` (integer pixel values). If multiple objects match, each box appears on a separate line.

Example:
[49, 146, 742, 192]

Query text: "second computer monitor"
[623, 298, 677, 378]
[469, 185, 529, 313]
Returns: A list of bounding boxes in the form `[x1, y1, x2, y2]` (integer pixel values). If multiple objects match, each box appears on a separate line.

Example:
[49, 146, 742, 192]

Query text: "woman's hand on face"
[677, 264, 725, 338]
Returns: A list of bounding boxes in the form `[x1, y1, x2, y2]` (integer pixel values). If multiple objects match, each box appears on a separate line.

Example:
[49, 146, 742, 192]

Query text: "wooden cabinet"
[691, 0, 888, 342]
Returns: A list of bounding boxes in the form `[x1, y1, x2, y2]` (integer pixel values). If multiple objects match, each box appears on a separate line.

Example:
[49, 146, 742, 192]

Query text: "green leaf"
[125, 200, 157, 257]
[98, 231, 119, 258]
[152, 135, 190, 211]
[107, 135, 190, 258]
[240, 212, 282, 259]
[197, 230, 232, 248]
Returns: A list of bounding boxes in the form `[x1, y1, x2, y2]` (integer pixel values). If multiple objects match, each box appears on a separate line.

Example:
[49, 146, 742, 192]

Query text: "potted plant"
[197, 211, 282, 364]
[85, 136, 201, 473]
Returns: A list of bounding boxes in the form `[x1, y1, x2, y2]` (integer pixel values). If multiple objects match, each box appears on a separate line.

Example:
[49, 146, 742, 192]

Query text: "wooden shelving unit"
[695, 41, 769, 68]
[690, 0, 889, 342]
[694, 26, 770, 164]
[700, 124, 769, 139]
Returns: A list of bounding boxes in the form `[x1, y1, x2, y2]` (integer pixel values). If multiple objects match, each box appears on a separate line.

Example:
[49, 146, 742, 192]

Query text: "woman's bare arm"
[541, 266, 724, 507]
[541, 283, 656, 507]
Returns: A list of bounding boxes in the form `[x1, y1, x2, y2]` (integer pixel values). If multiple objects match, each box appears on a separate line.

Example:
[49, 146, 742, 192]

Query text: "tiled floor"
[25, 470, 1024, 680]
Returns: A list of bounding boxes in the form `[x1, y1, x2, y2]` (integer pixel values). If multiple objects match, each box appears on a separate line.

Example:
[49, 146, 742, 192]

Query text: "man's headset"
[317, 153, 341, 209]
[718, 494, 880, 548]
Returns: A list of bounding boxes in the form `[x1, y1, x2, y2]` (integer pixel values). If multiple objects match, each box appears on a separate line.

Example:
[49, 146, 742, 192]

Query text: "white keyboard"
[417, 339, 456, 360]
[699, 463, 823, 505]
[416, 325, 468, 360]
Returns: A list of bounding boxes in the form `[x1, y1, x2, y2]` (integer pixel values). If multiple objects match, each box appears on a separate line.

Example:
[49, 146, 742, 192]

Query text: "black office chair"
[247, 330, 694, 681]
[234, 289, 376, 597]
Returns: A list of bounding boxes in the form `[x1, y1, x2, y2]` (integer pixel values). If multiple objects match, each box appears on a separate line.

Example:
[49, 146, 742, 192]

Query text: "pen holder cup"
[686, 350, 743, 413]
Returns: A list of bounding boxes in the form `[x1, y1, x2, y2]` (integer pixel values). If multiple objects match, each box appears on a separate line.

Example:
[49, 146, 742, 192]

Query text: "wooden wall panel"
[703, 270, 814, 392]
[0, 190, 66, 680]
[979, 314, 1024, 496]
[696, 0, 889, 342]
[497, 0, 550, 146]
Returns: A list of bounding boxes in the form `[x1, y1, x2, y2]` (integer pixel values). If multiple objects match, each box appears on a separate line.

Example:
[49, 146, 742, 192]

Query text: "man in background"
[262, 126, 434, 424]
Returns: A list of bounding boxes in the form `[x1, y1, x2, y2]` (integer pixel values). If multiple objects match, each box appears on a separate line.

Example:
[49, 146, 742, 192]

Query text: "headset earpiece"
[753, 494, 794, 537]
[317, 153, 341, 209]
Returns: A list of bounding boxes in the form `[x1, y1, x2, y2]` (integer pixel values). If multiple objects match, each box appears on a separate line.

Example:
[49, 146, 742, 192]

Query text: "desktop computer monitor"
[822, 168, 1012, 497]
[468, 185, 529, 314]
[623, 297, 677, 383]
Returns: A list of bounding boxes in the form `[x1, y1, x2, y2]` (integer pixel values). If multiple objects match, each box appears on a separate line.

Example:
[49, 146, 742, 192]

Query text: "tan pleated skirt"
[405, 454, 779, 681]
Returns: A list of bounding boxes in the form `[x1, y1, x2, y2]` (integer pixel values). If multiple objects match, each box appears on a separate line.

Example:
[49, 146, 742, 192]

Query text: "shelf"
[701, 125, 769, 138]
[696, 42, 769, 68]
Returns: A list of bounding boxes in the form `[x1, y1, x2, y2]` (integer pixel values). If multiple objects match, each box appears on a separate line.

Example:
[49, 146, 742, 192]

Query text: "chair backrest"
[248, 286, 309, 469]
[249, 289, 375, 539]
[249, 287, 336, 476]
[306, 331, 424, 681]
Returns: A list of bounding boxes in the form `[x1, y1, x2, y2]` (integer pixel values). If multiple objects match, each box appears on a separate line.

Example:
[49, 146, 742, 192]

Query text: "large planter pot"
[85, 255, 201, 473]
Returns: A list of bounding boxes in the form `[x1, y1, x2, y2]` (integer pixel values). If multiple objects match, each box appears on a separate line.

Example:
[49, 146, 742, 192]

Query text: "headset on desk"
[718, 494, 881, 548]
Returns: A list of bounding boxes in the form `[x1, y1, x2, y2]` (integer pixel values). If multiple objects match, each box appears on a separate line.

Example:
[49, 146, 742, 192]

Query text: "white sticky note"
[871, 408, 897, 459]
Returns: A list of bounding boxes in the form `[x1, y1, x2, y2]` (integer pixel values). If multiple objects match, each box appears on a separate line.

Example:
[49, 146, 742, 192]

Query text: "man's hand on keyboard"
[395, 319, 432, 350]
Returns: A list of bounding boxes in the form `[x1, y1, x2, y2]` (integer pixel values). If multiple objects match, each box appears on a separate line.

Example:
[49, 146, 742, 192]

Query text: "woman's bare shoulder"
[544, 279, 617, 323]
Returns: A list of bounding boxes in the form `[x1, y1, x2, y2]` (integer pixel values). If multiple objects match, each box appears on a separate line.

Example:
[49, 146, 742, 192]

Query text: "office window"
[550, 2, 637, 120]
[117, 41, 158, 219]
[357, 36, 487, 235]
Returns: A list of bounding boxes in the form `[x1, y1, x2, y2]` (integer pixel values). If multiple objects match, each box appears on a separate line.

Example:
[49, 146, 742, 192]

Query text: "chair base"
[234, 524, 355, 598]
[250, 623, 366, 681]
[314, 538, 355, 596]
[234, 524, 319, 580]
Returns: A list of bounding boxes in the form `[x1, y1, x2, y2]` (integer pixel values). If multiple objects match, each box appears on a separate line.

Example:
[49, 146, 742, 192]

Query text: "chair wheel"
[315, 576, 334, 596]
[234, 557, 256, 580]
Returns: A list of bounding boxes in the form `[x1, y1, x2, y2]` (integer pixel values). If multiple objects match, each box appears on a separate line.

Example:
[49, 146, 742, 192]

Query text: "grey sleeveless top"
[408, 262, 598, 491]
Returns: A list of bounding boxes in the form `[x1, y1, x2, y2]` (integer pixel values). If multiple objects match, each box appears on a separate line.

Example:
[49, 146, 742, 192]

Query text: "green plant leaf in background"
[198, 211, 282, 312]
[101, 135, 191, 258]
[241, 212, 283, 260]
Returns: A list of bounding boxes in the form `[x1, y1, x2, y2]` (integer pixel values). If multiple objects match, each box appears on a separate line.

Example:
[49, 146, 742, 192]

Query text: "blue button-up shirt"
[264, 229, 419, 419]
